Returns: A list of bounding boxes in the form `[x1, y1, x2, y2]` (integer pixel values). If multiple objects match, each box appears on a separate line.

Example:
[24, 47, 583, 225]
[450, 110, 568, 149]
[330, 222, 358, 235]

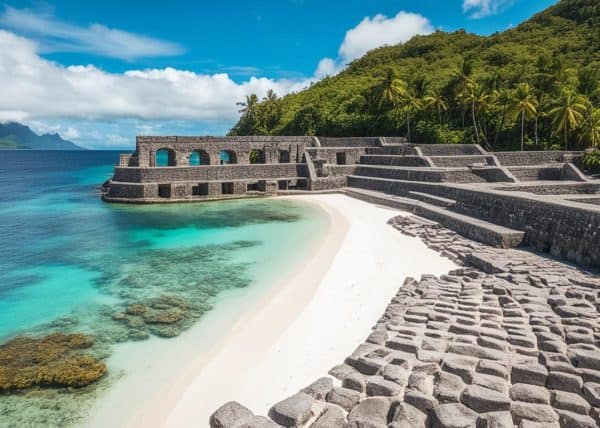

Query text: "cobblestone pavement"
[210, 215, 600, 428]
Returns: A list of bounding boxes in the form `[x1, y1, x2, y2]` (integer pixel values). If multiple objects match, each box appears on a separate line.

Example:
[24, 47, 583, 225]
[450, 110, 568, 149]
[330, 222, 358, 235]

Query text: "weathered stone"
[366, 376, 402, 397]
[434, 371, 464, 403]
[268, 392, 314, 427]
[329, 364, 355, 381]
[310, 404, 345, 428]
[472, 373, 509, 394]
[355, 357, 386, 376]
[510, 402, 559, 424]
[547, 371, 583, 393]
[442, 356, 478, 383]
[583, 382, 600, 407]
[476, 411, 513, 428]
[209, 401, 253, 428]
[552, 390, 591, 415]
[571, 350, 600, 371]
[347, 397, 390, 427]
[461, 385, 511, 413]
[343, 373, 367, 393]
[302, 377, 333, 400]
[511, 361, 548, 386]
[382, 364, 409, 386]
[430, 403, 479, 428]
[236, 416, 282, 428]
[326, 387, 362, 412]
[389, 403, 426, 428]
[404, 390, 438, 413]
[477, 360, 509, 379]
[556, 409, 597, 428]
[509, 384, 550, 404]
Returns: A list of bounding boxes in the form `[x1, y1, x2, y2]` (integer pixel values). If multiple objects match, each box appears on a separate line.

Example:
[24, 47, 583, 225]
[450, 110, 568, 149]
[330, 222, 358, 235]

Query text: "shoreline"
[85, 194, 346, 428]
[165, 194, 456, 426]
[87, 193, 458, 427]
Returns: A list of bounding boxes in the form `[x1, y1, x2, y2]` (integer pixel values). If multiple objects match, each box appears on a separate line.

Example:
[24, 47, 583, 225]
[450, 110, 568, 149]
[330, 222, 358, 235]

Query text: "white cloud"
[314, 58, 341, 78]
[0, 6, 184, 60]
[462, 0, 513, 19]
[0, 30, 313, 124]
[338, 12, 433, 62]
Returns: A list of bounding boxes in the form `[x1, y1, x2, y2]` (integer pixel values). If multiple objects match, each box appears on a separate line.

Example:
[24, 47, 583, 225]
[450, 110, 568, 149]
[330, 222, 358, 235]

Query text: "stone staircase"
[344, 188, 524, 249]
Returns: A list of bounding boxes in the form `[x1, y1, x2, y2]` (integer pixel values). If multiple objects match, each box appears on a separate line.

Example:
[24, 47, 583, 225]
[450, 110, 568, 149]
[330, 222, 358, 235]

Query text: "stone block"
[210, 401, 254, 428]
[268, 392, 314, 427]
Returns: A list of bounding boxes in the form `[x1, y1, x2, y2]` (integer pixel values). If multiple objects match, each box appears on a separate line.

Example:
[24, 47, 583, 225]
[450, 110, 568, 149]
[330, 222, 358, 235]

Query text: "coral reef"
[0, 333, 106, 392]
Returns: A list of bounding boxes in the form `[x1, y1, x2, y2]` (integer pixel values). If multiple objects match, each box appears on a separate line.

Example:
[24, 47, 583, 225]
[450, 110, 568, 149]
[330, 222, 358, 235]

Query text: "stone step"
[359, 155, 429, 167]
[407, 191, 456, 208]
[354, 165, 488, 183]
[428, 155, 495, 168]
[344, 186, 524, 248]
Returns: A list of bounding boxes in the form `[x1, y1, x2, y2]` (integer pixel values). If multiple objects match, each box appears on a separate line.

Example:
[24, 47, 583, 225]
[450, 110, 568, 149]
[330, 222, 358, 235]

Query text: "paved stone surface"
[268, 392, 314, 427]
[210, 215, 600, 427]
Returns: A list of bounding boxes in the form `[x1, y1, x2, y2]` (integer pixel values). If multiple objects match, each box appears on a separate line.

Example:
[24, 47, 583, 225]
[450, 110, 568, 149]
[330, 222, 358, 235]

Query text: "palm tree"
[452, 58, 475, 129]
[548, 91, 587, 150]
[237, 94, 259, 115]
[424, 88, 448, 123]
[462, 82, 490, 144]
[376, 68, 407, 111]
[578, 99, 600, 148]
[398, 92, 422, 142]
[511, 83, 539, 151]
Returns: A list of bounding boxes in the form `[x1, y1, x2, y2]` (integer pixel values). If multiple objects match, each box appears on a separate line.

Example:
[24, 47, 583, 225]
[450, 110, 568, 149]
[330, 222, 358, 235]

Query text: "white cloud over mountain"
[339, 12, 433, 62]
[0, 8, 434, 146]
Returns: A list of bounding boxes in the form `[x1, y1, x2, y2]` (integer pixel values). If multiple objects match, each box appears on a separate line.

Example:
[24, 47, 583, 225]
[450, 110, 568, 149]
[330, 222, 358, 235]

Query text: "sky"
[0, 0, 557, 149]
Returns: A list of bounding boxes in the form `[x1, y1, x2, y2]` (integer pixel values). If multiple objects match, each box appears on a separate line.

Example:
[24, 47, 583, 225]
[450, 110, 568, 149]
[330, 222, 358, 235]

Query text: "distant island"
[0, 122, 84, 150]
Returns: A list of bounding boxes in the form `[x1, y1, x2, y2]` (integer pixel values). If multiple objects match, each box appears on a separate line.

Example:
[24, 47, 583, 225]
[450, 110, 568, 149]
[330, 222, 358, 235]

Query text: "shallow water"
[0, 151, 327, 426]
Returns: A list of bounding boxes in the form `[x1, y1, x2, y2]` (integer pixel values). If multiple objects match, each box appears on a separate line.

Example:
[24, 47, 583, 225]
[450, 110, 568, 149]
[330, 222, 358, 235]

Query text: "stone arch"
[189, 150, 210, 166]
[249, 149, 266, 164]
[220, 150, 238, 165]
[155, 148, 177, 167]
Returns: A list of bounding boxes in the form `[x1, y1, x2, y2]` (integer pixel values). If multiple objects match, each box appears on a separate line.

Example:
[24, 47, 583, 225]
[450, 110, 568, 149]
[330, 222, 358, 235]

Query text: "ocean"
[0, 150, 328, 426]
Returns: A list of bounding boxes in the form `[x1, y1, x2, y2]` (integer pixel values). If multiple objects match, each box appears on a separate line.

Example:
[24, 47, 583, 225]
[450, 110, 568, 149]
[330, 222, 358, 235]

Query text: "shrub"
[582, 149, 600, 174]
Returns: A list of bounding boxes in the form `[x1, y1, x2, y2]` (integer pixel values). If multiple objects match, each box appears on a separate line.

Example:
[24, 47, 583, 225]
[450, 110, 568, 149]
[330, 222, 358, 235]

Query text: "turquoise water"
[0, 151, 327, 425]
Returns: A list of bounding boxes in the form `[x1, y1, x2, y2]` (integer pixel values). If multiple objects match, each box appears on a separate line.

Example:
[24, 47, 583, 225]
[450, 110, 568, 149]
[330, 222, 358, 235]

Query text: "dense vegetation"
[229, 0, 600, 152]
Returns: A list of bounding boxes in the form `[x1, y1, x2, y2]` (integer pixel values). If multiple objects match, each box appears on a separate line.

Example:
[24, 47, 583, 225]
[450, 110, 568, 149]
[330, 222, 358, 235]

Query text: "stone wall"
[112, 164, 307, 183]
[135, 136, 313, 167]
[494, 151, 583, 166]
[318, 137, 381, 148]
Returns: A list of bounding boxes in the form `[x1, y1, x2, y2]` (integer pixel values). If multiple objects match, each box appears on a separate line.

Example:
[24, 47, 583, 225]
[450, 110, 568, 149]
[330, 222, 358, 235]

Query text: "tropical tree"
[511, 83, 539, 151]
[579, 100, 600, 148]
[462, 82, 491, 144]
[237, 94, 259, 116]
[548, 91, 587, 150]
[398, 91, 422, 142]
[375, 68, 407, 111]
[424, 88, 448, 123]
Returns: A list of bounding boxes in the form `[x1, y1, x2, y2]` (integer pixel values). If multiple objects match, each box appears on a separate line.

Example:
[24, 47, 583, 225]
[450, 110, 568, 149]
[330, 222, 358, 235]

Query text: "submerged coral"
[112, 295, 196, 338]
[0, 333, 106, 392]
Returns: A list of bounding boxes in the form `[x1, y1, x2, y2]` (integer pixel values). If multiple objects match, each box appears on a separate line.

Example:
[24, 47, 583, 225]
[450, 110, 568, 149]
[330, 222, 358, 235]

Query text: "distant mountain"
[0, 122, 84, 150]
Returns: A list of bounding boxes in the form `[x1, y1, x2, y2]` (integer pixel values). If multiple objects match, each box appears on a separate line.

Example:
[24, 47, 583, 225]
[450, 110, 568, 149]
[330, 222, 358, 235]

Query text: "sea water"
[0, 151, 328, 426]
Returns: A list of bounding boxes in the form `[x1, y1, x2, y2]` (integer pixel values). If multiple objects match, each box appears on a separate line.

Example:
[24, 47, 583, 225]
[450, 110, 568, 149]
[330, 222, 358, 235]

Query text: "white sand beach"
[87, 193, 457, 427]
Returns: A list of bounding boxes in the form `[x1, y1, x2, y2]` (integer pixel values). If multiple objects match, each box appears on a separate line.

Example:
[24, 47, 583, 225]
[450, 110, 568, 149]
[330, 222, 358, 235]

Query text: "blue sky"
[0, 0, 556, 148]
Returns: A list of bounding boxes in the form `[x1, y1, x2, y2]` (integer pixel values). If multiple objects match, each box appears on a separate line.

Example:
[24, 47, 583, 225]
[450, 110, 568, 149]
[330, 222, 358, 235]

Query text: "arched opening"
[189, 150, 210, 166]
[155, 148, 177, 167]
[220, 150, 237, 165]
[249, 149, 266, 164]
[279, 150, 290, 163]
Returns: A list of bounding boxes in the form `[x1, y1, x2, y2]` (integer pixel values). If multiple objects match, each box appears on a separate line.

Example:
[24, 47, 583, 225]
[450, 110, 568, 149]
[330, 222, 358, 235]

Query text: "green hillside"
[230, 0, 600, 151]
